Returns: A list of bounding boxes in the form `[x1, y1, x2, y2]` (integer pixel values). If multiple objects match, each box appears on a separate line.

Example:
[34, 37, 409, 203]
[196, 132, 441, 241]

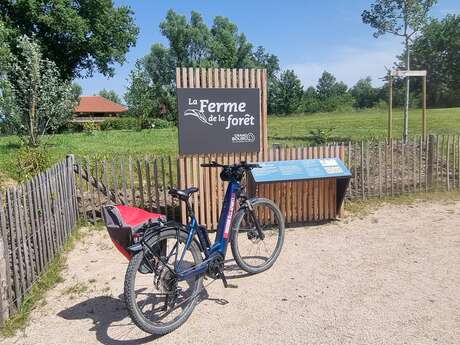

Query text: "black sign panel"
[177, 88, 260, 155]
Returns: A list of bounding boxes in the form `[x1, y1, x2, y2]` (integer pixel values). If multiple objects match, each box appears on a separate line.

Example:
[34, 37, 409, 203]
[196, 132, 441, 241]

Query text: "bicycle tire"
[124, 229, 203, 335]
[230, 198, 285, 274]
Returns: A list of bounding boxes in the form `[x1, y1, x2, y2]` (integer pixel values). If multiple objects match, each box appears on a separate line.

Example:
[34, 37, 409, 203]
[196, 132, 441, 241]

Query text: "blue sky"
[76, 0, 460, 99]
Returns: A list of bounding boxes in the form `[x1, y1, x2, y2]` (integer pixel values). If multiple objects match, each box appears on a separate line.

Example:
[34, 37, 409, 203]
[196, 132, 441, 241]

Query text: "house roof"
[75, 96, 128, 113]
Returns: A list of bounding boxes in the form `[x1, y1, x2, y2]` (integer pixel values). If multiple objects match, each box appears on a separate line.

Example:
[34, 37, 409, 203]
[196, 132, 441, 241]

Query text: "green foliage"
[270, 70, 304, 115]
[350, 77, 381, 108]
[299, 71, 355, 113]
[100, 116, 174, 131]
[71, 83, 82, 101]
[15, 145, 50, 180]
[100, 117, 138, 131]
[98, 89, 121, 104]
[0, 19, 11, 74]
[409, 14, 460, 107]
[0, 0, 139, 79]
[126, 10, 279, 121]
[308, 128, 335, 145]
[145, 117, 174, 129]
[361, 0, 437, 39]
[0, 36, 76, 147]
[82, 121, 99, 135]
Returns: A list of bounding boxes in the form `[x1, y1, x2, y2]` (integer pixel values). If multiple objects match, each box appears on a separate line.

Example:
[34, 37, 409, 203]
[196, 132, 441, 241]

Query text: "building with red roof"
[73, 96, 128, 123]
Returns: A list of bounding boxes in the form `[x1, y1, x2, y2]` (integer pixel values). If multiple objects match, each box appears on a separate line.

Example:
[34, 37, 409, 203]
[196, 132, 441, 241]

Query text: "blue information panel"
[250, 158, 351, 183]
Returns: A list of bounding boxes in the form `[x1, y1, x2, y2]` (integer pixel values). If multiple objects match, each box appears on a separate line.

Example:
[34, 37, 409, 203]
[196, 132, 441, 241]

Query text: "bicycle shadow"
[58, 289, 221, 345]
[223, 258, 266, 280]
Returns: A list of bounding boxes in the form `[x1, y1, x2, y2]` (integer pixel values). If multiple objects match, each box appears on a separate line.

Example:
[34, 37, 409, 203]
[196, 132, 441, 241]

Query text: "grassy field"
[1, 107, 459, 180]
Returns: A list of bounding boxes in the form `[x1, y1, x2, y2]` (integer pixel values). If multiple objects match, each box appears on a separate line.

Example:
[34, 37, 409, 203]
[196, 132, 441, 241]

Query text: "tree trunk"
[403, 37, 410, 144]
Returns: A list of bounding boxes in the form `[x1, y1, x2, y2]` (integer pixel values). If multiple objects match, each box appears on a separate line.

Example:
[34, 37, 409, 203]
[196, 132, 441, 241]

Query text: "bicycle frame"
[174, 180, 241, 281]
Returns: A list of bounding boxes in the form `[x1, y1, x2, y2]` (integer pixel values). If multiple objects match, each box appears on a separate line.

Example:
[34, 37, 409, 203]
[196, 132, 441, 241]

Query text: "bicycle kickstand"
[217, 268, 237, 289]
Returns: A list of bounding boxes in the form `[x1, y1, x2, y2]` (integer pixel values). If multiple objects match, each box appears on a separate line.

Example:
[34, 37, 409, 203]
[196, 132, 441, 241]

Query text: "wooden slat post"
[427, 134, 435, 190]
[0, 214, 9, 321]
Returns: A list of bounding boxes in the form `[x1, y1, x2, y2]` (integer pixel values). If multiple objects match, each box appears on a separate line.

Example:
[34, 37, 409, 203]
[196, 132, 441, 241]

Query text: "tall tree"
[0, 20, 10, 75]
[270, 70, 303, 115]
[71, 83, 82, 101]
[409, 14, 460, 107]
[126, 10, 280, 120]
[0, 36, 76, 146]
[0, 0, 139, 79]
[350, 77, 380, 108]
[362, 0, 437, 142]
[98, 89, 121, 104]
[317, 71, 348, 100]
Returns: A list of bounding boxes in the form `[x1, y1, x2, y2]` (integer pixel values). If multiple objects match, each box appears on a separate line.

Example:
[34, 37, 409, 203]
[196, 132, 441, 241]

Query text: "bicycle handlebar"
[200, 161, 261, 170]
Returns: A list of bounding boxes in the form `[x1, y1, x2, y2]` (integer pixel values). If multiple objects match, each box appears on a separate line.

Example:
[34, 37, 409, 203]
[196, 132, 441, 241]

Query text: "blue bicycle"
[123, 161, 285, 335]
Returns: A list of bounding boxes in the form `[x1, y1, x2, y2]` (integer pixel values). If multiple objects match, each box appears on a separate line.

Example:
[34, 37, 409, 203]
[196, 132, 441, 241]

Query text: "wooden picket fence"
[347, 135, 460, 198]
[74, 135, 460, 227]
[0, 156, 78, 321]
[74, 144, 345, 227]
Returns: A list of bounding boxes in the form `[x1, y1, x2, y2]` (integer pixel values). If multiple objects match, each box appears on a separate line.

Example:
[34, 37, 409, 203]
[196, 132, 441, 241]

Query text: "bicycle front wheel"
[124, 229, 203, 335]
[230, 198, 285, 274]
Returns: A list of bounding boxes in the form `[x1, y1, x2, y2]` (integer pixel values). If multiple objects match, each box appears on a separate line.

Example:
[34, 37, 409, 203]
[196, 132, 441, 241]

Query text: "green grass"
[269, 107, 460, 146]
[1, 107, 460, 181]
[0, 224, 100, 337]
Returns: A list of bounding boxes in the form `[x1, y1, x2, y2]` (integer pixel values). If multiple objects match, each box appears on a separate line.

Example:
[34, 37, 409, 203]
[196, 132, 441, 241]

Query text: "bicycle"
[123, 161, 285, 335]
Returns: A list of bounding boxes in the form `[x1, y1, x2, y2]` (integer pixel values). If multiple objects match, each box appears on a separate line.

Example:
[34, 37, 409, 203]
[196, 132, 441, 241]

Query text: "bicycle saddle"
[168, 187, 198, 200]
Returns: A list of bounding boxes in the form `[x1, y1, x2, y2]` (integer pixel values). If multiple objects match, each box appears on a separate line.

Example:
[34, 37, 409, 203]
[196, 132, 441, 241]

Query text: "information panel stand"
[249, 158, 351, 223]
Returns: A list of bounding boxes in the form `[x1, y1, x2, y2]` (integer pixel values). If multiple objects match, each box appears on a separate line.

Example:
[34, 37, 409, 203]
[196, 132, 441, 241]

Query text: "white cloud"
[286, 40, 402, 88]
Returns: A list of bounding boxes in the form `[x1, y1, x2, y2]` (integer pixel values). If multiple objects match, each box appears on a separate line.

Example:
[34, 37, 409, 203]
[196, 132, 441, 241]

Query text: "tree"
[126, 10, 280, 120]
[317, 71, 348, 100]
[270, 70, 303, 115]
[409, 14, 460, 107]
[99, 89, 121, 104]
[362, 0, 437, 142]
[0, 20, 11, 75]
[350, 77, 380, 108]
[0, 36, 76, 146]
[71, 83, 82, 101]
[0, 0, 139, 79]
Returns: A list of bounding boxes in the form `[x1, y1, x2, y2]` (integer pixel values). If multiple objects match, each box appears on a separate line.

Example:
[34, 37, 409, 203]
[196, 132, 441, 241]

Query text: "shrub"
[16, 146, 50, 181]
[100, 117, 138, 131]
[82, 121, 99, 134]
[141, 117, 174, 129]
[308, 128, 334, 145]
[60, 122, 84, 133]
[100, 117, 174, 131]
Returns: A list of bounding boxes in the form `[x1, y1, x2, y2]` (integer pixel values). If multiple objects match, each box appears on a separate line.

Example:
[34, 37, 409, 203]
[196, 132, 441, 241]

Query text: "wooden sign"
[390, 70, 427, 77]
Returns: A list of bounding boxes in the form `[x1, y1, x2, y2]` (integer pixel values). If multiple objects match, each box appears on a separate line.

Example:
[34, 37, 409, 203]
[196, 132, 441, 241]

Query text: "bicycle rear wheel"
[124, 229, 203, 335]
[230, 198, 285, 274]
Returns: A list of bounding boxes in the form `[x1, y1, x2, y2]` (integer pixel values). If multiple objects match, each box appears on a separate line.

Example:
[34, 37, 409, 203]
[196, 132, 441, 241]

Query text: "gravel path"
[2, 200, 460, 345]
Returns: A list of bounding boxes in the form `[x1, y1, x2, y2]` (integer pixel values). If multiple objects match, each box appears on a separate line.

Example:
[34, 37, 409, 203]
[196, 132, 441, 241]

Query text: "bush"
[308, 128, 334, 145]
[100, 117, 174, 131]
[100, 117, 138, 131]
[141, 117, 174, 129]
[82, 121, 99, 134]
[60, 122, 84, 133]
[16, 146, 50, 181]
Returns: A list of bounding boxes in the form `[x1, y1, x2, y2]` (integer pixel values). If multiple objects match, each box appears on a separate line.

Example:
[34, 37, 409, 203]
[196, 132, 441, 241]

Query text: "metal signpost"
[177, 88, 261, 155]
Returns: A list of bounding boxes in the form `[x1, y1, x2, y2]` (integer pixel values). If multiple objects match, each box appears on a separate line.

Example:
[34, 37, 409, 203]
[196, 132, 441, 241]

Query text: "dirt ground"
[2, 199, 460, 345]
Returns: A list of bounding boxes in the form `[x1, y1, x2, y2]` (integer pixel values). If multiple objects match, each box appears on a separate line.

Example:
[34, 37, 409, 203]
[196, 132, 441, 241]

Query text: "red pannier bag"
[102, 205, 166, 260]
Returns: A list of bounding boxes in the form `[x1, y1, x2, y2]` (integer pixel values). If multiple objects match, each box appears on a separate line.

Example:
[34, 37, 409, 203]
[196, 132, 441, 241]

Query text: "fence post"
[0, 236, 9, 322]
[427, 135, 435, 190]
